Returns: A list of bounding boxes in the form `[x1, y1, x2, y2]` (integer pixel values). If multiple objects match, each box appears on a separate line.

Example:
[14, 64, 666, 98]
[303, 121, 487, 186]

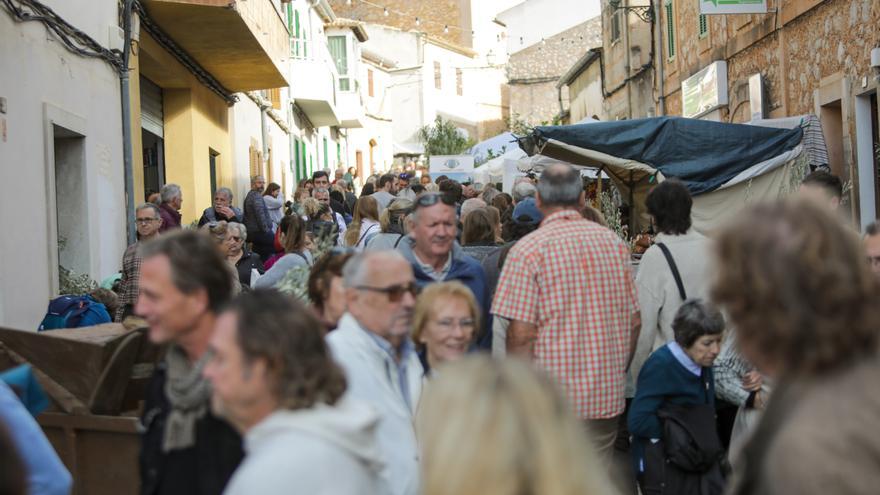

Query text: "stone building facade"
[328, 0, 472, 48]
[658, 0, 880, 224]
[507, 16, 603, 126]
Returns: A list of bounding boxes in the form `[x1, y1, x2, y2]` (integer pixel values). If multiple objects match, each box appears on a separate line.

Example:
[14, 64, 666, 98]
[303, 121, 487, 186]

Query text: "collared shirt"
[492, 209, 639, 419]
[667, 342, 701, 377]
[363, 329, 416, 409]
[116, 241, 142, 320]
[414, 252, 452, 282]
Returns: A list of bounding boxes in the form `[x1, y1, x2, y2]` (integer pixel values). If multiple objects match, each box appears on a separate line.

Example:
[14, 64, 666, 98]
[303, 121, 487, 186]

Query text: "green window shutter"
[328, 36, 350, 91]
[286, 4, 293, 33]
[323, 138, 329, 169]
[301, 141, 307, 176]
[698, 14, 708, 38]
[337, 142, 341, 163]
[294, 138, 301, 181]
[665, 1, 675, 59]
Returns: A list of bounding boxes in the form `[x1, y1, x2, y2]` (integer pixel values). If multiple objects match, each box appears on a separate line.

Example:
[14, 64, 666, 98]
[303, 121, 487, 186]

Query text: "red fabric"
[492, 210, 639, 419]
[273, 228, 283, 253]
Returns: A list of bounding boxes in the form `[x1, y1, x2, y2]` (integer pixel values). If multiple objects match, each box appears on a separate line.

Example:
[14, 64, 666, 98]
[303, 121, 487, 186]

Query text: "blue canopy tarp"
[525, 116, 803, 195]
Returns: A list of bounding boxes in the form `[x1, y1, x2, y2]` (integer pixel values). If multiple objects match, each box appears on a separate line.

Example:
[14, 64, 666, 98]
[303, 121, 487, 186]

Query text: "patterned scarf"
[161, 345, 212, 452]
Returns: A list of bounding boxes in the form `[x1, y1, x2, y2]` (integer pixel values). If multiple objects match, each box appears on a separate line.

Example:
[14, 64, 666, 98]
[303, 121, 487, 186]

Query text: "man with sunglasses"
[327, 251, 422, 495]
[398, 192, 490, 349]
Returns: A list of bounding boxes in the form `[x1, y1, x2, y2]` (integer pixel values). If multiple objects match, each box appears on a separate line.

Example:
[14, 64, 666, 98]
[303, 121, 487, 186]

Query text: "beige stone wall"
[508, 17, 602, 126]
[328, 0, 471, 48]
[658, 0, 880, 216]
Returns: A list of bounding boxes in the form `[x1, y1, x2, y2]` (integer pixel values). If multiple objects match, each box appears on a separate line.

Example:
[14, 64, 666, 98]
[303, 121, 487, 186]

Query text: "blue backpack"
[38, 295, 111, 331]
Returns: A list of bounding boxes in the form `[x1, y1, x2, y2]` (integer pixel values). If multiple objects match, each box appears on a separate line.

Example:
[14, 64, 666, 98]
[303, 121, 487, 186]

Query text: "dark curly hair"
[645, 179, 692, 235]
[225, 289, 346, 409]
[712, 199, 880, 376]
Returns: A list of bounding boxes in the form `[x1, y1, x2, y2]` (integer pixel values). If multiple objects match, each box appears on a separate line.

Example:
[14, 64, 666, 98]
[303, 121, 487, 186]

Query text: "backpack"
[38, 295, 111, 331]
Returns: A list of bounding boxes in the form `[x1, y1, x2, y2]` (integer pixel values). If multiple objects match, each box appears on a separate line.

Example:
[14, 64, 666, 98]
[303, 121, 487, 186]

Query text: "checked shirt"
[492, 210, 639, 419]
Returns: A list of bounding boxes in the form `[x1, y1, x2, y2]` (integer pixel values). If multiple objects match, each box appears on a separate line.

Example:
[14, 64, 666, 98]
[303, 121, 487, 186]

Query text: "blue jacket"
[628, 343, 715, 474]
[398, 237, 491, 350]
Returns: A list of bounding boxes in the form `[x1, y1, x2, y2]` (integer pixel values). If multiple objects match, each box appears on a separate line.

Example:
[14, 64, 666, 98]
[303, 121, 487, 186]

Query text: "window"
[337, 142, 341, 164]
[434, 61, 442, 90]
[367, 69, 374, 97]
[456, 68, 463, 96]
[698, 13, 708, 38]
[264, 88, 281, 109]
[610, 9, 621, 43]
[664, 0, 676, 59]
[209, 149, 219, 196]
[328, 36, 350, 91]
[323, 137, 329, 169]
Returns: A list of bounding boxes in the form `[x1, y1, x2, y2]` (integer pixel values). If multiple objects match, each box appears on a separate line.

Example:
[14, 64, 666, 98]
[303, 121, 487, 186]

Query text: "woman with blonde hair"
[412, 281, 479, 375]
[343, 196, 380, 248]
[365, 199, 413, 251]
[418, 356, 616, 495]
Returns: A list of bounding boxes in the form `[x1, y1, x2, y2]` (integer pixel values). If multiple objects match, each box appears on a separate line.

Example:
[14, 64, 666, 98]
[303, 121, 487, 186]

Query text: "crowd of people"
[4, 161, 880, 495]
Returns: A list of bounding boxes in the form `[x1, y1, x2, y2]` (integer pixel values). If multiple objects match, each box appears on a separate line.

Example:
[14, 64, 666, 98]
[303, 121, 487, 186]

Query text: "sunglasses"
[355, 282, 419, 302]
[229, 236, 242, 242]
[415, 192, 456, 209]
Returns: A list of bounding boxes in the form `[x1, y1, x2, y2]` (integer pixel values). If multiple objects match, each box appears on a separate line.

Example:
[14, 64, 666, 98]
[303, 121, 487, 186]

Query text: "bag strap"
[356, 224, 378, 247]
[393, 234, 405, 249]
[656, 242, 687, 301]
[293, 251, 311, 267]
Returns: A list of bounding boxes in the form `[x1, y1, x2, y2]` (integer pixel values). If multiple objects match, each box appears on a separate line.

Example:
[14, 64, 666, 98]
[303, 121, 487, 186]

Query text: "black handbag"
[641, 370, 726, 495]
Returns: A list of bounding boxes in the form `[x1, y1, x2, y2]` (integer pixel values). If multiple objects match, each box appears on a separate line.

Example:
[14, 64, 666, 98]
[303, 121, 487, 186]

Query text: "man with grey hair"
[243, 175, 274, 262]
[327, 251, 421, 495]
[198, 187, 243, 227]
[864, 221, 880, 278]
[512, 179, 537, 204]
[492, 163, 641, 469]
[115, 202, 163, 321]
[313, 187, 347, 245]
[158, 183, 183, 232]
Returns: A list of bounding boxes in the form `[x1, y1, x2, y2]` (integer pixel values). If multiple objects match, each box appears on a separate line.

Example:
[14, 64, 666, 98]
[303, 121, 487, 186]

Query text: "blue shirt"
[364, 330, 416, 410]
[668, 341, 702, 377]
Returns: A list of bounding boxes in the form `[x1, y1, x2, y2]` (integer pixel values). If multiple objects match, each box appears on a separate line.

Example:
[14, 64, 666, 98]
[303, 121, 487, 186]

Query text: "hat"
[513, 198, 542, 225]
[398, 173, 411, 180]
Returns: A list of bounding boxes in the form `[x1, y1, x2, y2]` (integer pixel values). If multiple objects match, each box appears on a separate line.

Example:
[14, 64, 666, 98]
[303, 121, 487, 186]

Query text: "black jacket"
[140, 361, 244, 495]
[234, 250, 264, 287]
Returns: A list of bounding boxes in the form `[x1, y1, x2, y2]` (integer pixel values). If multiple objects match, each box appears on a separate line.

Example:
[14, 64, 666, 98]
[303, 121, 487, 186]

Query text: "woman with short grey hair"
[225, 222, 263, 288]
[628, 299, 725, 494]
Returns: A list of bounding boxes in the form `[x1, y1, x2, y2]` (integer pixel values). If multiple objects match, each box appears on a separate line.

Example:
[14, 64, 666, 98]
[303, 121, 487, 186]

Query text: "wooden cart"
[0, 323, 161, 495]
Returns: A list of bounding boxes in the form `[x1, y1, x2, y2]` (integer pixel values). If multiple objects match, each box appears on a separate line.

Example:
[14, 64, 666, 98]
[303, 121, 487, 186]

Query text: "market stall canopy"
[519, 116, 810, 234]
[521, 116, 803, 195]
[468, 132, 519, 164]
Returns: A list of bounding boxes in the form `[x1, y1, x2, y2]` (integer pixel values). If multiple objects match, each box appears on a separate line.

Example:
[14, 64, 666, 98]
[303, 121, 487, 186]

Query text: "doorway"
[52, 124, 89, 291]
[855, 91, 880, 227]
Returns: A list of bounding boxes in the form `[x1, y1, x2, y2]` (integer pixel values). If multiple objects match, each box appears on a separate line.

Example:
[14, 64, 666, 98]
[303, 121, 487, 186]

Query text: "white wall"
[497, 0, 601, 54]
[229, 96, 263, 203]
[0, 0, 125, 329]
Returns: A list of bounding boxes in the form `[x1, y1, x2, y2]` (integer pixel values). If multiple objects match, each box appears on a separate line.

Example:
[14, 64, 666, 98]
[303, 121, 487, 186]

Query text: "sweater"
[223, 398, 386, 495]
[253, 251, 312, 289]
[628, 344, 715, 473]
[631, 230, 713, 391]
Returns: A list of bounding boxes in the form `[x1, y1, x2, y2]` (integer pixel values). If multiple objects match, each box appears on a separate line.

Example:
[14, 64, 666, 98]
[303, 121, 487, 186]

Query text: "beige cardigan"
[728, 352, 880, 495]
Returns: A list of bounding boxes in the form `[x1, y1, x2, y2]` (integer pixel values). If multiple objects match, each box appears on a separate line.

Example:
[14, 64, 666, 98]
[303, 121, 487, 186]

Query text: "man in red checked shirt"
[492, 163, 641, 467]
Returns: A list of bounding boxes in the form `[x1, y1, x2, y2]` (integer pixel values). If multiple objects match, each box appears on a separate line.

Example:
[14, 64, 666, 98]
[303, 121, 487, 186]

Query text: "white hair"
[160, 184, 181, 204]
[227, 222, 247, 241]
[513, 181, 536, 203]
[343, 251, 408, 288]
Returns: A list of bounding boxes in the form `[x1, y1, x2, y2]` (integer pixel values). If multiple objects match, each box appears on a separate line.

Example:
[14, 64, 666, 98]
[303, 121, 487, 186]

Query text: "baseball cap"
[512, 197, 542, 225]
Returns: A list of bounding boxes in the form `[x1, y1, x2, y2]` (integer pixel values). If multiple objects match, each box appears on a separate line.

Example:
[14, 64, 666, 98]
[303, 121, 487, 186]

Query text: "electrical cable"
[1, 0, 125, 73]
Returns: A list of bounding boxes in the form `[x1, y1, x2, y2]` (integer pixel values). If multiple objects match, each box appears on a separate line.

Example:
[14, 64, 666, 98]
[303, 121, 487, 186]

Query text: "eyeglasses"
[415, 192, 456, 209]
[432, 318, 476, 331]
[136, 218, 158, 225]
[229, 236, 242, 242]
[867, 256, 880, 265]
[355, 282, 419, 302]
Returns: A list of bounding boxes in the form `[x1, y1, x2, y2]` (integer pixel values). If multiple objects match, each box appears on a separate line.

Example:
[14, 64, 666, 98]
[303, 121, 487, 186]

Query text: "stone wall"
[660, 0, 880, 218]
[508, 16, 602, 125]
[328, 0, 471, 48]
